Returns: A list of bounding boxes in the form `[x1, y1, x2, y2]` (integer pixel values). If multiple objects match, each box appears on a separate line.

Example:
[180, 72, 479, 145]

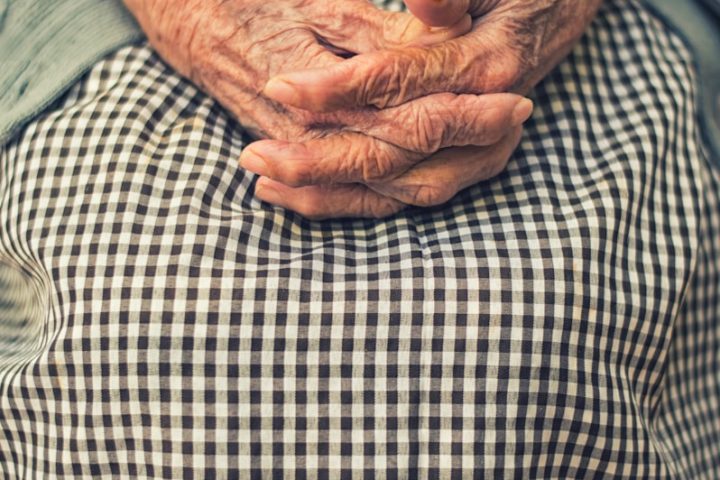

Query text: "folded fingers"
[254, 180, 406, 220]
[240, 93, 531, 186]
[249, 127, 523, 219]
[263, 19, 519, 113]
[369, 126, 523, 206]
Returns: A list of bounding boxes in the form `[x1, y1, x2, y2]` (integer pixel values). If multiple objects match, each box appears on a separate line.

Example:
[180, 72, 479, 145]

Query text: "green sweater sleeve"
[0, 0, 143, 143]
[0, 0, 717, 161]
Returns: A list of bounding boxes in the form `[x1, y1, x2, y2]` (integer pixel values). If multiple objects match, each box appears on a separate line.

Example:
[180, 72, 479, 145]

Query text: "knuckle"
[361, 44, 463, 109]
[469, 109, 503, 144]
[459, 39, 521, 93]
[438, 42, 465, 76]
[364, 55, 413, 109]
[354, 66, 376, 108]
[361, 193, 404, 219]
[406, 181, 455, 207]
[455, 96, 512, 146]
[476, 38, 526, 92]
[482, 57, 523, 92]
[282, 164, 313, 187]
[359, 142, 398, 183]
[296, 199, 328, 221]
[410, 105, 444, 153]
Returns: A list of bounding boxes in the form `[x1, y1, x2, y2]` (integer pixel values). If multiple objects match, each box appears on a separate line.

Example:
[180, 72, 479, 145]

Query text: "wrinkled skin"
[255, 0, 604, 218]
[124, 0, 476, 142]
[267, 0, 605, 110]
[123, 0, 536, 219]
[124, 0, 600, 219]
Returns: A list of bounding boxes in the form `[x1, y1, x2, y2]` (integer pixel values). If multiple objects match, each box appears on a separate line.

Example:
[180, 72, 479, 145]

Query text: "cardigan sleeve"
[0, 0, 144, 143]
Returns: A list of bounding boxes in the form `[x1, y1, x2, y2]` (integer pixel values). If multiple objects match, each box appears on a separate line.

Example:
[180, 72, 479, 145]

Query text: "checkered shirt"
[1, 0, 719, 477]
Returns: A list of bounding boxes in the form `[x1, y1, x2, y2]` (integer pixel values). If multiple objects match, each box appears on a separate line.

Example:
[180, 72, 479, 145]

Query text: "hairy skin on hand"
[122, 0, 533, 219]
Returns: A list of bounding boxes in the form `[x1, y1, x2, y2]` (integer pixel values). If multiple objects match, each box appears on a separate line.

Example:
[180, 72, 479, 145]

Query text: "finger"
[308, 0, 471, 54]
[263, 36, 478, 112]
[252, 128, 523, 218]
[365, 93, 531, 152]
[239, 94, 532, 186]
[240, 133, 419, 187]
[254, 178, 405, 220]
[369, 126, 523, 206]
[264, 15, 524, 114]
[404, 0, 470, 27]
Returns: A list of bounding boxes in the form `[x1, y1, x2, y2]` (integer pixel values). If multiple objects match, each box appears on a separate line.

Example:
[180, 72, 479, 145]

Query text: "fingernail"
[511, 98, 534, 125]
[255, 179, 283, 205]
[240, 149, 270, 177]
[264, 78, 299, 104]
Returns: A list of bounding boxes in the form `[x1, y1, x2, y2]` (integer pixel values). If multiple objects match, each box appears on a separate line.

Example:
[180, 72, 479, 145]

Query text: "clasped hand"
[125, 0, 602, 219]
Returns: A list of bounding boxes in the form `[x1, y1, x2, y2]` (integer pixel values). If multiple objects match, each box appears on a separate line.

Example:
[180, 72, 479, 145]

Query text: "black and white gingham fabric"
[1, 0, 719, 477]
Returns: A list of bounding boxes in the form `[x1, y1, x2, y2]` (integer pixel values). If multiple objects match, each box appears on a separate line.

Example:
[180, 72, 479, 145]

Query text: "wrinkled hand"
[124, 0, 534, 219]
[266, 0, 604, 110]
[124, 0, 474, 141]
[244, 114, 526, 219]
[251, 0, 603, 219]
[250, 0, 601, 219]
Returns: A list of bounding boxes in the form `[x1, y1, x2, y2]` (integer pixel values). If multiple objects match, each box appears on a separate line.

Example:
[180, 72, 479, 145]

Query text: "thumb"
[310, 0, 470, 54]
[404, 0, 471, 28]
[382, 9, 472, 48]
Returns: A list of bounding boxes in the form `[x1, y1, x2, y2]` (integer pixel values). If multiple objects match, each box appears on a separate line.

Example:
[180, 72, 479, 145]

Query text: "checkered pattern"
[1, 0, 719, 477]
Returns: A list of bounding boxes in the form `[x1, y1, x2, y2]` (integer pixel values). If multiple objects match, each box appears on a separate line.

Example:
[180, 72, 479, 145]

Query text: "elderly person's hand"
[265, 0, 605, 109]
[123, 0, 533, 219]
[249, 0, 603, 218]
